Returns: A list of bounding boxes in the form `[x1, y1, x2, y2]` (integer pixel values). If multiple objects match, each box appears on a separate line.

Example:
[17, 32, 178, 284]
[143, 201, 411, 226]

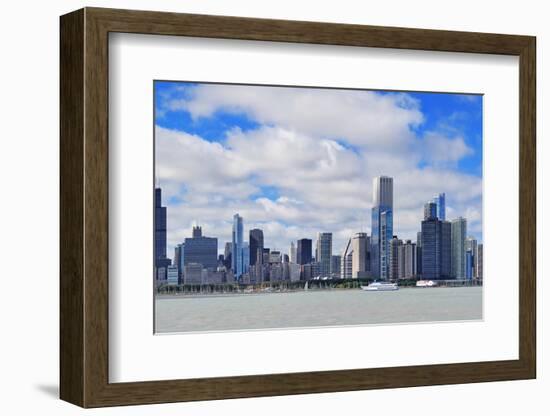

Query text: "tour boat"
[361, 281, 399, 291]
[416, 280, 437, 288]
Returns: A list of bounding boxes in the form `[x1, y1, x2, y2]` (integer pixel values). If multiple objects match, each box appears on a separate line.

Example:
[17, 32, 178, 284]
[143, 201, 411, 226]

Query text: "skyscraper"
[296, 238, 312, 265]
[289, 242, 297, 264]
[451, 217, 467, 279]
[316, 232, 332, 278]
[402, 240, 417, 279]
[388, 236, 402, 281]
[154, 188, 171, 280]
[341, 237, 353, 279]
[421, 217, 451, 280]
[174, 243, 185, 281]
[331, 255, 341, 278]
[424, 201, 437, 220]
[223, 242, 232, 270]
[477, 244, 483, 280]
[466, 237, 478, 279]
[232, 214, 244, 278]
[184, 230, 218, 271]
[352, 232, 368, 278]
[432, 193, 446, 220]
[371, 176, 393, 280]
[249, 228, 264, 266]
[241, 242, 250, 275]
[192, 225, 202, 238]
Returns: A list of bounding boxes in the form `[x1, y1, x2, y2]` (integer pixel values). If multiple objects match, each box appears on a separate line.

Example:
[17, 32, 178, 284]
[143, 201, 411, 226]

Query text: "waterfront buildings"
[316, 232, 333, 278]
[232, 214, 244, 278]
[371, 176, 393, 280]
[451, 217, 467, 279]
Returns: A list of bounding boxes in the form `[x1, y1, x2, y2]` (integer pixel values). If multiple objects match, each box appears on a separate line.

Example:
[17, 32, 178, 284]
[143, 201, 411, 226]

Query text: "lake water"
[155, 286, 482, 334]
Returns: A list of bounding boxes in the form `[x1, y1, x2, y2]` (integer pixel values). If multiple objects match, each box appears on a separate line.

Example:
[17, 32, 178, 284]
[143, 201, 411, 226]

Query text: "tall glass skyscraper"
[371, 176, 393, 280]
[421, 217, 451, 279]
[296, 238, 312, 265]
[249, 228, 264, 266]
[316, 232, 332, 278]
[432, 193, 446, 220]
[232, 214, 244, 279]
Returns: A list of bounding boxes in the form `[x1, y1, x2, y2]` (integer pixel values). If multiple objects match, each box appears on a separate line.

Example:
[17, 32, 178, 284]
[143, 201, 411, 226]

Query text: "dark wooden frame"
[60, 7, 536, 408]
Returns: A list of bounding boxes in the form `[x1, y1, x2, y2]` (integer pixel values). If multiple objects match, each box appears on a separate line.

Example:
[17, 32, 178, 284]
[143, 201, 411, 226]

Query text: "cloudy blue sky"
[154, 81, 482, 258]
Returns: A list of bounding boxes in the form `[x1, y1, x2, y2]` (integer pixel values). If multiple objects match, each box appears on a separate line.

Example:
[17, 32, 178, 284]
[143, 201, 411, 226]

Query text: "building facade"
[352, 232, 368, 278]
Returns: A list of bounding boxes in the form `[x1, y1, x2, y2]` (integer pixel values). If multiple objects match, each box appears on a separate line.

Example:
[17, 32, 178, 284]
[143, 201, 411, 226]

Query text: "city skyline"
[155, 81, 483, 258]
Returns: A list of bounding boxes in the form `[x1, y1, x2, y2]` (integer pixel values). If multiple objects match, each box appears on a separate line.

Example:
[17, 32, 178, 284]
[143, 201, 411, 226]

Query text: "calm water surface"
[155, 286, 482, 334]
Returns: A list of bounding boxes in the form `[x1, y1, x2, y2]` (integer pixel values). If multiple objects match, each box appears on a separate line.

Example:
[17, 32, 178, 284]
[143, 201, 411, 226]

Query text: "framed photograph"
[60, 7, 536, 408]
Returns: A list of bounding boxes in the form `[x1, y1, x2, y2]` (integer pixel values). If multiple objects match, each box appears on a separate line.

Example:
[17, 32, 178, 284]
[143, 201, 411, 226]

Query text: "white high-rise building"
[352, 232, 368, 278]
[340, 238, 353, 279]
[289, 241, 296, 263]
[372, 176, 393, 207]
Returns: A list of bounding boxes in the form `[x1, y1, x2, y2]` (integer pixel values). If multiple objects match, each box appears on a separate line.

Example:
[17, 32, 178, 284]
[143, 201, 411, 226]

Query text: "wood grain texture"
[59, 7, 537, 408]
[59, 8, 84, 407]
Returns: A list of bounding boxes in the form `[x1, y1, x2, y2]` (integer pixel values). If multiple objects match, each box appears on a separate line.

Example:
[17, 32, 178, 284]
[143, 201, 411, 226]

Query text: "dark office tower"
[416, 232, 423, 275]
[184, 228, 218, 271]
[424, 201, 437, 220]
[249, 229, 264, 266]
[421, 218, 451, 280]
[174, 243, 185, 281]
[224, 242, 232, 270]
[192, 226, 202, 238]
[371, 176, 393, 280]
[154, 188, 171, 280]
[296, 238, 313, 265]
[155, 188, 167, 261]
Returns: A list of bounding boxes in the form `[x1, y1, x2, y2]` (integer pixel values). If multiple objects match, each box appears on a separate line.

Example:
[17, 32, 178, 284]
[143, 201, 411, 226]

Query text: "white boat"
[361, 281, 399, 291]
[416, 280, 437, 288]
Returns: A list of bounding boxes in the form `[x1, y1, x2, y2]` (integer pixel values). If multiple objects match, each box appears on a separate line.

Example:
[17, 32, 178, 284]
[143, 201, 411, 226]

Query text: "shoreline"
[156, 285, 481, 300]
